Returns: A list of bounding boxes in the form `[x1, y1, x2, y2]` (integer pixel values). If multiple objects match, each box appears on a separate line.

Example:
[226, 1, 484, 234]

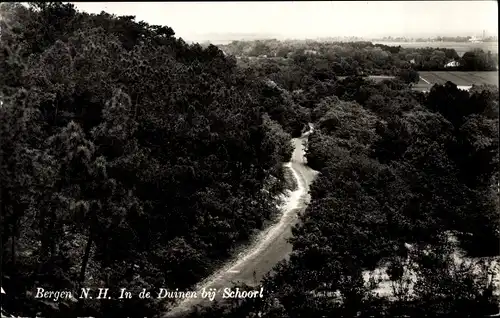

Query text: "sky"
[72, 1, 498, 42]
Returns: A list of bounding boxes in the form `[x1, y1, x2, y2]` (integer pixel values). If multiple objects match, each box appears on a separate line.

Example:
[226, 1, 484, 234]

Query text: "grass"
[414, 71, 499, 92]
[337, 72, 498, 92]
[418, 71, 499, 86]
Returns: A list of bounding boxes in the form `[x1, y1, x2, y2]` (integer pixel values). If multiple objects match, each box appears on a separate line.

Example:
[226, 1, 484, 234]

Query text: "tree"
[2, 4, 300, 317]
[396, 68, 420, 84]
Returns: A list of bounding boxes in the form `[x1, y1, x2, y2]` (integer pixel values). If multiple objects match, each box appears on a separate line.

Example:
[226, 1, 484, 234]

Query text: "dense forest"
[1, 2, 303, 317]
[1, 2, 499, 318]
[220, 39, 499, 73]
[187, 79, 500, 317]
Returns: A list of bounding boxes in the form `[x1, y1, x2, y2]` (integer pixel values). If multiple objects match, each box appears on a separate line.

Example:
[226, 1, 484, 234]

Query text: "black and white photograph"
[1, 1, 499, 317]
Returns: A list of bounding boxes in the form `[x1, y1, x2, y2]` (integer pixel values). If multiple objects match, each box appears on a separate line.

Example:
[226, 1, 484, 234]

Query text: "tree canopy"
[1, 2, 299, 317]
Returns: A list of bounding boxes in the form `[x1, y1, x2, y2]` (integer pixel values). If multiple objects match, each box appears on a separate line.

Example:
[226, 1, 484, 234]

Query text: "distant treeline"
[221, 40, 498, 72]
[373, 36, 498, 42]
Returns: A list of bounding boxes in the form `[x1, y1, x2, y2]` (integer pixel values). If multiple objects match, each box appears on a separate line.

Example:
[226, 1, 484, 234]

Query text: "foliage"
[1, 2, 298, 317]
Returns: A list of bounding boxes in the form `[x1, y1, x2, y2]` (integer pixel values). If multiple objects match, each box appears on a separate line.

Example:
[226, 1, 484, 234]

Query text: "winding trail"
[163, 125, 318, 317]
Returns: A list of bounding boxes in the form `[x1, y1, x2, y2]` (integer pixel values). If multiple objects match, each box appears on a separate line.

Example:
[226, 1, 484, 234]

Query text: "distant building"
[304, 49, 318, 55]
[445, 60, 460, 68]
[469, 36, 483, 43]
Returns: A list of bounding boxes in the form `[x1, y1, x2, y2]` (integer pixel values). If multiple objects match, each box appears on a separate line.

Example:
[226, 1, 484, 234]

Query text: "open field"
[339, 72, 498, 91]
[414, 71, 499, 92]
[337, 75, 395, 82]
[419, 71, 499, 86]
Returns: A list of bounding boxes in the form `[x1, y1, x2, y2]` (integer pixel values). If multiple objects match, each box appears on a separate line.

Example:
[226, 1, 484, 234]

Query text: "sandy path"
[163, 127, 318, 317]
